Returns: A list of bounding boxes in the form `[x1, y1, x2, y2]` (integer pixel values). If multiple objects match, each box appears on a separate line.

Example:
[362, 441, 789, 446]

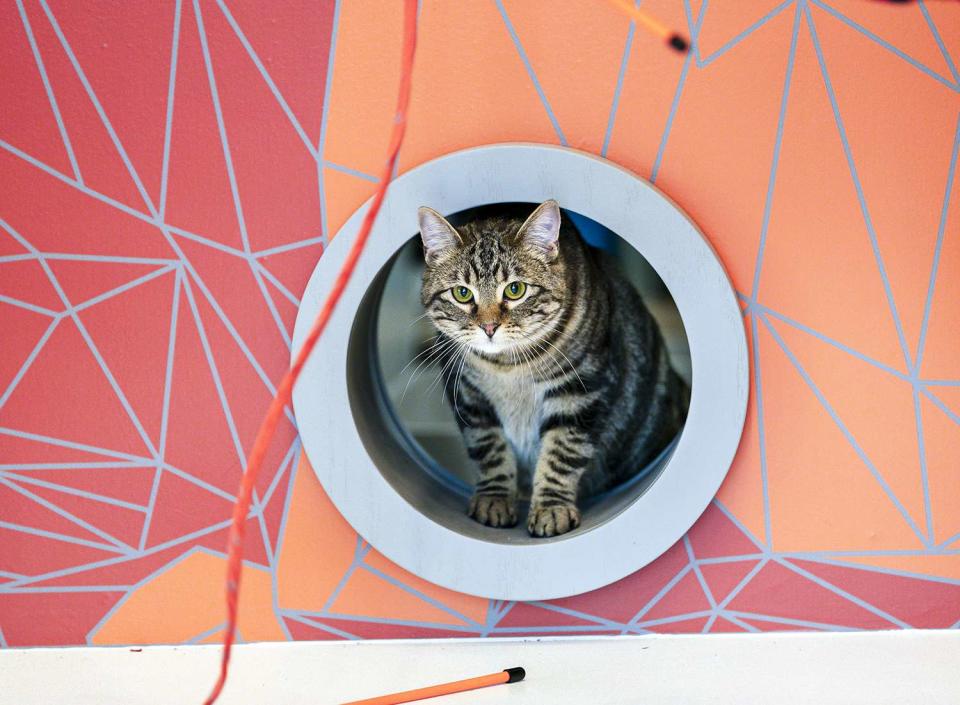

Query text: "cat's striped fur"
[418, 200, 688, 537]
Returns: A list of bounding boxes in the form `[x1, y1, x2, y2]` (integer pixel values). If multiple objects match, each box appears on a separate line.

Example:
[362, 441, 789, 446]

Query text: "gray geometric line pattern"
[0, 477, 133, 552]
[750, 0, 803, 301]
[315, 0, 344, 246]
[0, 519, 128, 555]
[192, 0, 292, 353]
[0, 472, 149, 513]
[5, 222, 160, 461]
[494, 0, 568, 147]
[750, 313, 774, 549]
[698, 0, 794, 68]
[915, 110, 960, 370]
[600, 0, 641, 159]
[805, 2, 913, 373]
[775, 557, 909, 628]
[2, 0, 958, 646]
[14, 3, 295, 426]
[14, 0, 82, 183]
[36, 0, 156, 213]
[918, 0, 960, 85]
[215, 0, 316, 161]
[649, 0, 708, 184]
[760, 314, 929, 546]
[812, 0, 960, 92]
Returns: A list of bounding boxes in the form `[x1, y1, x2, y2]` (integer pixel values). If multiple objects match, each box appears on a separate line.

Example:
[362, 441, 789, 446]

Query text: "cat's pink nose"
[480, 322, 499, 339]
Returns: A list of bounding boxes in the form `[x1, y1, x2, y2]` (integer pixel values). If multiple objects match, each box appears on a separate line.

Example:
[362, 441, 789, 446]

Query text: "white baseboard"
[2, 631, 958, 704]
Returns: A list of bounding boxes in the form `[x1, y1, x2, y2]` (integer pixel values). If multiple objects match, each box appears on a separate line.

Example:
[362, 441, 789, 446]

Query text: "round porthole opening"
[347, 203, 692, 545]
[292, 143, 748, 600]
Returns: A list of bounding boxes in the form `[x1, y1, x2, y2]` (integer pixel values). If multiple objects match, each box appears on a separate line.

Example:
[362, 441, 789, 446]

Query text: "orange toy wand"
[604, 0, 690, 53]
[342, 667, 526, 705]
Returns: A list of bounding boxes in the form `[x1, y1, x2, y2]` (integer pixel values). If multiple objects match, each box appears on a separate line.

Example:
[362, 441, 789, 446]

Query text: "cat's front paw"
[468, 494, 518, 528]
[527, 503, 581, 537]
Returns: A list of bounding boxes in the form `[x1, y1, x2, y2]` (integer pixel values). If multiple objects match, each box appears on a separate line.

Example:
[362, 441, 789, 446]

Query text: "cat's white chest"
[476, 369, 543, 472]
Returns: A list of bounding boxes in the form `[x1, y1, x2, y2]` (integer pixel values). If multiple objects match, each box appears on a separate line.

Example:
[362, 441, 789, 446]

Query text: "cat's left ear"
[517, 200, 561, 261]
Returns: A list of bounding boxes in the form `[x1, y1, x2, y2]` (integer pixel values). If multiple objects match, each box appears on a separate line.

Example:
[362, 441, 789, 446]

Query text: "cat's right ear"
[418, 207, 462, 264]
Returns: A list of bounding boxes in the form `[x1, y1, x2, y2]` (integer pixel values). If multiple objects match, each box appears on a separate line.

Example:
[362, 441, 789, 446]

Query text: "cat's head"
[418, 200, 566, 356]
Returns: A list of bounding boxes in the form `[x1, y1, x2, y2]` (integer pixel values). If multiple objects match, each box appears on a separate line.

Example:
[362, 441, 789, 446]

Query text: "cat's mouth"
[467, 329, 531, 359]
[472, 330, 510, 354]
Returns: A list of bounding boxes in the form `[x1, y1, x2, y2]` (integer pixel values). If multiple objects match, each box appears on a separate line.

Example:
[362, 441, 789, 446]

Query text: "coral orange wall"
[1, 0, 959, 646]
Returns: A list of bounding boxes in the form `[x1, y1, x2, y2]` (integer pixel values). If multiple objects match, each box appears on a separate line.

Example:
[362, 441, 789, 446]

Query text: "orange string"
[202, 1, 419, 702]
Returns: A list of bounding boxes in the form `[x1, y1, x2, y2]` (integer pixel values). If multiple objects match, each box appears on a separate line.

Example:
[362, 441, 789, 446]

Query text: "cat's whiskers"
[513, 341, 532, 382]
[519, 333, 590, 428]
[521, 316, 569, 348]
[407, 311, 431, 327]
[452, 345, 471, 427]
[399, 335, 446, 375]
[517, 328, 585, 392]
[514, 337, 546, 387]
[438, 341, 468, 405]
[517, 332, 559, 377]
[399, 336, 460, 404]
[490, 326, 547, 384]
[425, 337, 467, 398]
[423, 341, 461, 392]
[401, 338, 457, 390]
[540, 339, 588, 393]
[520, 322, 588, 392]
[508, 345, 532, 386]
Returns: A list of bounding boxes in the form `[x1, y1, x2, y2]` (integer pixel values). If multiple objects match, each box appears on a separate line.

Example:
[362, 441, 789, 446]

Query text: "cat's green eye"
[452, 286, 474, 303]
[503, 281, 527, 300]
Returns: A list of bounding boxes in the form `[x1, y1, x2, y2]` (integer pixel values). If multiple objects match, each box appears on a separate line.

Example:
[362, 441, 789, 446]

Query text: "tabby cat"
[418, 200, 688, 537]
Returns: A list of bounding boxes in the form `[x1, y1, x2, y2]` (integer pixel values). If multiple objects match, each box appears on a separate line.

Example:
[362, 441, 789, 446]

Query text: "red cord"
[202, 2, 418, 702]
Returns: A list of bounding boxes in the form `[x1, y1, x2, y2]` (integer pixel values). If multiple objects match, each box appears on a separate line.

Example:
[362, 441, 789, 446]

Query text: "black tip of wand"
[504, 667, 526, 684]
[668, 33, 690, 53]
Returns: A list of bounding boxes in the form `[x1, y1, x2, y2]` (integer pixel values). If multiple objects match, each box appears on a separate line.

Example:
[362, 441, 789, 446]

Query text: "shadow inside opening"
[348, 205, 691, 545]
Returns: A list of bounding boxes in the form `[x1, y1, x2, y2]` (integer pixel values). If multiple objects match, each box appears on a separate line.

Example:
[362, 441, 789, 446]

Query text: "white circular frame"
[292, 143, 748, 601]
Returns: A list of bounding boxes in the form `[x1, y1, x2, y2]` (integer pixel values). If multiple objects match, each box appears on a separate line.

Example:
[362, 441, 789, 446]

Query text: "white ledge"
[2, 631, 958, 704]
